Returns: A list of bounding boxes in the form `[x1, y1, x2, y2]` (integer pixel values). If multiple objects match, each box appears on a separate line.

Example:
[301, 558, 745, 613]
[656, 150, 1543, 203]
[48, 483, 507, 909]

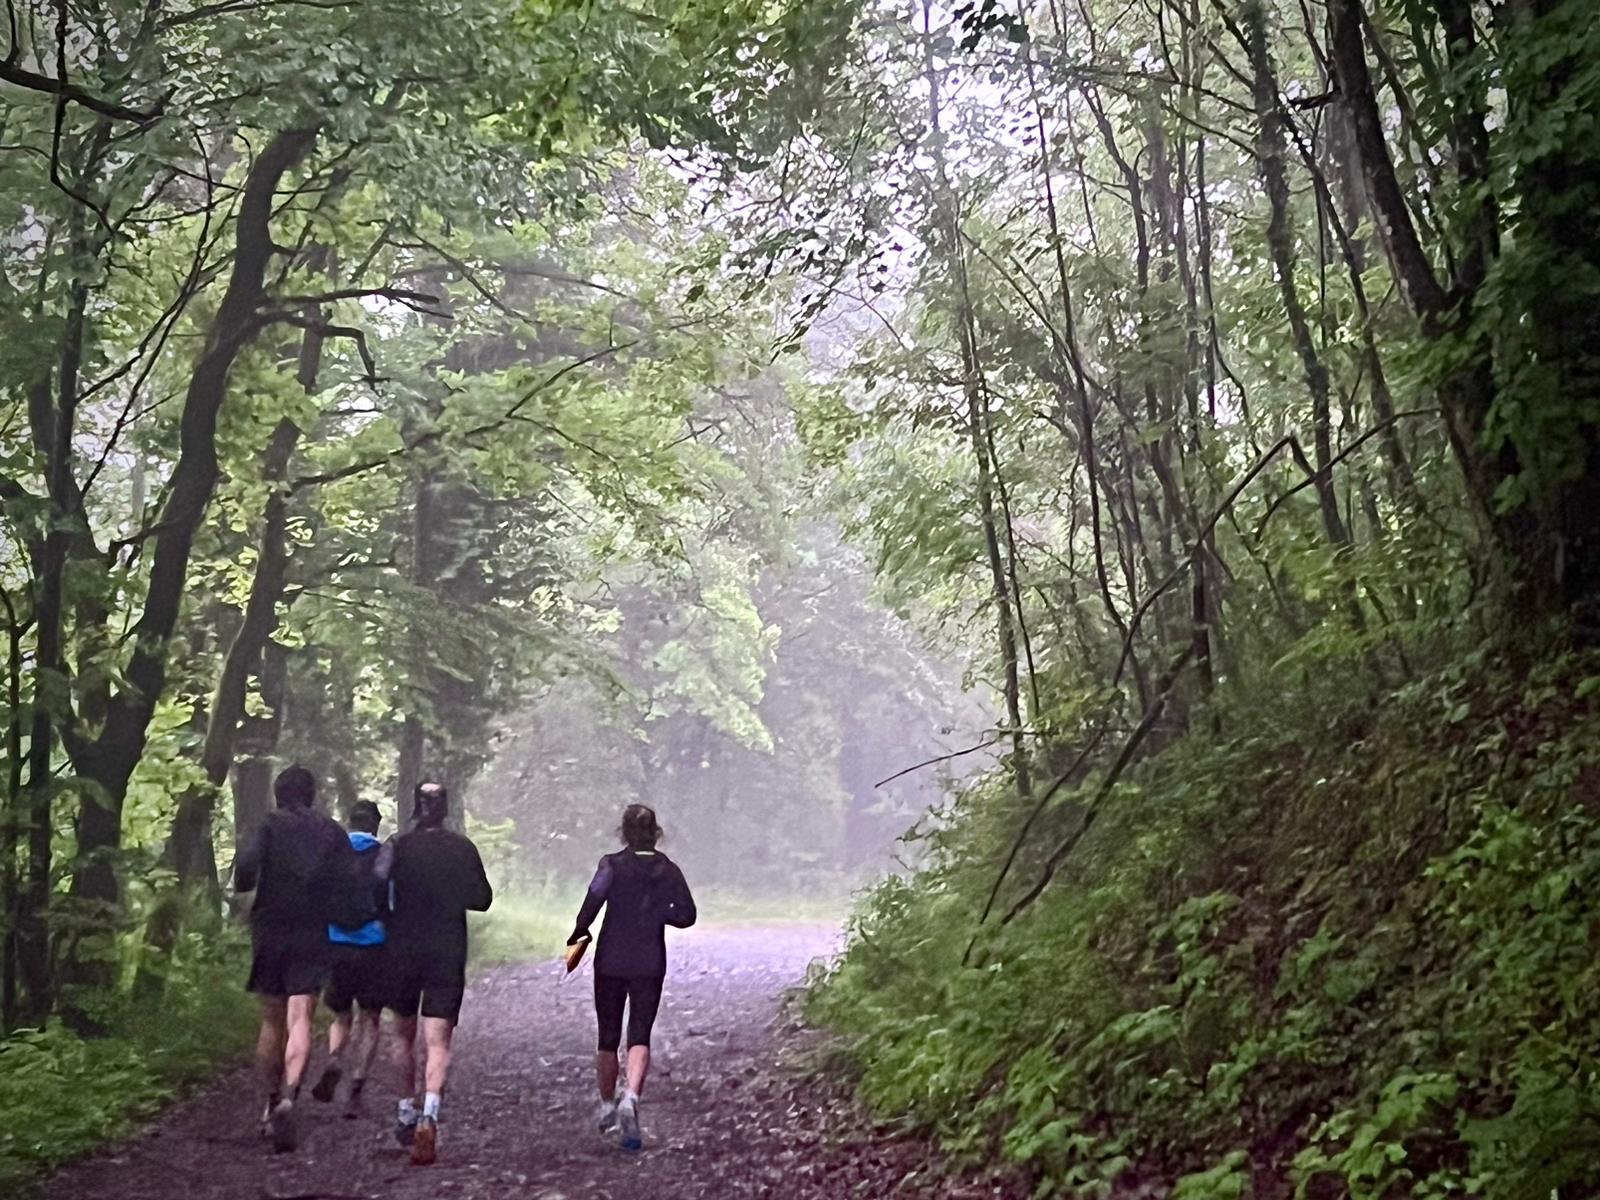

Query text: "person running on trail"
[234, 764, 355, 1152]
[384, 781, 493, 1166]
[568, 803, 697, 1152]
[311, 799, 393, 1117]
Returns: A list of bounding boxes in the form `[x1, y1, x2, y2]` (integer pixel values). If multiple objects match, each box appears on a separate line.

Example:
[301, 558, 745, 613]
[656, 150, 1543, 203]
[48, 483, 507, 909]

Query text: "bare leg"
[392, 1015, 419, 1100]
[354, 1007, 383, 1084]
[421, 1016, 454, 1096]
[283, 993, 317, 1094]
[625, 1045, 651, 1098]
[326, 1009, 353, 1062]
[313, 1006, 353, 1102]
[256, 997, 288, 1098]
[596, 1050, 620, 1102]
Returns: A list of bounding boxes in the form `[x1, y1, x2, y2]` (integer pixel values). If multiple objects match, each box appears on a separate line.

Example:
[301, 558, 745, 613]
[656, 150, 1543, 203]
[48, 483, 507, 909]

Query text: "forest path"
[38, 925, 1017, 1200]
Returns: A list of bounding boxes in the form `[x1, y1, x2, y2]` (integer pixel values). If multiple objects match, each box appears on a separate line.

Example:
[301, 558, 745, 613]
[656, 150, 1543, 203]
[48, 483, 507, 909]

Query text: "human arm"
[569, 856, 611, 944]
[233, 821, 267, 894]
[371, 837, 396, 914]
[660, 862, 697, 929]
[464, 840, 493, 913]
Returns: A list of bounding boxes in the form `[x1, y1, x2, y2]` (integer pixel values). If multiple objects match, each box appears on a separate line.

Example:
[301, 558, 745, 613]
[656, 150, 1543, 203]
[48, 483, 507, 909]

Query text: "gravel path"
[38, 924, 1023, 1200]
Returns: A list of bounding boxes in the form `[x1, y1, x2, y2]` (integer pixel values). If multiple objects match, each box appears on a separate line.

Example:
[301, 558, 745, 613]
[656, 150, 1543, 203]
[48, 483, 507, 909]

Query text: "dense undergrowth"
[0, 933, 256, 1190]
[811, 645, 1600, 1199]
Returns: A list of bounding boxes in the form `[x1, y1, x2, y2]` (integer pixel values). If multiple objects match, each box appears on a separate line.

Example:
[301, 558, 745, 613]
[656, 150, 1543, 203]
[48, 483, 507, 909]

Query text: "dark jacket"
[234, 806, 353, 935]
[573, 849, 697, 979]
[386, 826, 493, 959]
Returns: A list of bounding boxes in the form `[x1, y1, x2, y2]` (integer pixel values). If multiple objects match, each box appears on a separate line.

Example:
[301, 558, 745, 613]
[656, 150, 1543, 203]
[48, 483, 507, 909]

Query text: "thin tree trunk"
[920, 3, 1033, 802]
[67, 126, 319, 908]
[231, 639, 288, 868]
[394, 473, 438, 812]
[1244, 2, 1350, 552]
[1, 588, 25, 1028]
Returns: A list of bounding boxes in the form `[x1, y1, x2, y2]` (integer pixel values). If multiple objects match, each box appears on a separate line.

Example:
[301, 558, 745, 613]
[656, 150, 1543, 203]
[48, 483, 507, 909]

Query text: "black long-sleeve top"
[386, 826, 493, 959]
[572, 848, 696, 978]
[234, 806, 352, 934]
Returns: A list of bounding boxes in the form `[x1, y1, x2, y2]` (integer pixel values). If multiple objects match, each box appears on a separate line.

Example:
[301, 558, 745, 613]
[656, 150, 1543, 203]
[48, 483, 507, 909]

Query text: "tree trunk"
[67, 126, 319, 907]
[165, 408, 307, 890]
[1, 589, 25, 1028]
[231, 639, 288, 876]
[920, 4, 1032, 802]
[1244, 3, 1350, 552]
[1328, 0, 1600, 627]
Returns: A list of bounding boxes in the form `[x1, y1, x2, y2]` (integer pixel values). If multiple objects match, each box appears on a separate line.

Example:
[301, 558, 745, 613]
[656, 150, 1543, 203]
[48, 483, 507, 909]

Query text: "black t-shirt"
[386, 826, 493, 960]
[574, 849, 697, 978]
[234, 806, 352, 935]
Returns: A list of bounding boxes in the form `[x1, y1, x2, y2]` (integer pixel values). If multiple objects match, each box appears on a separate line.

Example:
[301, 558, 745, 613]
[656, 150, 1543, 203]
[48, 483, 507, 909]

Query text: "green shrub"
[809, 649, 1600, 1198]
[0, 935, 256, 1190]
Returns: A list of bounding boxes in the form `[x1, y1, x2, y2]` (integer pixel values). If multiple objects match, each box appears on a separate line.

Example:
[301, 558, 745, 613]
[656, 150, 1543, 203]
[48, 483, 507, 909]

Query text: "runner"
[384, 781, 493, 1166]
[567, 803, 697, 1152]
[233, 765, 353, 1152]
[310, 800, 392, 1118]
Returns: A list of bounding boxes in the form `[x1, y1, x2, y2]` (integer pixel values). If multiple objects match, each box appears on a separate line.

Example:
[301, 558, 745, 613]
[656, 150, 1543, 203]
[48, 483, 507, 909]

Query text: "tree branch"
[995, 642, 1197, 929]
[1251, 408, 1441, 541]
[0, 60, 161, 124]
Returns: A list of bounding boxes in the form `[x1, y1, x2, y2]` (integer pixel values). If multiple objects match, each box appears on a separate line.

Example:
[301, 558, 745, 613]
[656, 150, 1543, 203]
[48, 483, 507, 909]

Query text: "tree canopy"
[4, 0, 1600, 1190]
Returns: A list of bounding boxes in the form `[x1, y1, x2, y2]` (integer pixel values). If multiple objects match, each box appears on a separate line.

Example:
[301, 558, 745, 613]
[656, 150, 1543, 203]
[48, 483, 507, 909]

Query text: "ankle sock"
[398, 1097, 418, 1125]
[422, 1091, 441, 1120]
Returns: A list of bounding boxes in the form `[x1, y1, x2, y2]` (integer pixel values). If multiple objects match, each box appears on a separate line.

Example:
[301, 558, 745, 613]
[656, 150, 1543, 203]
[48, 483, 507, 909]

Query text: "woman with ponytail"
[568, 804, 697, 1151]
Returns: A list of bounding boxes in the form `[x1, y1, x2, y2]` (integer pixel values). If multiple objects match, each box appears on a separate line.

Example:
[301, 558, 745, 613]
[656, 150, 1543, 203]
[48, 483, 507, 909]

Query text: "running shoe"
[411, 1115, 438, 1166]
[617, 1092, 642, 1152]
[597, 1098, 619, 1135]
[393, 1109, 418, 1147]
[268, 1098, 298, 1153]
[311, 1064, 342, 1103]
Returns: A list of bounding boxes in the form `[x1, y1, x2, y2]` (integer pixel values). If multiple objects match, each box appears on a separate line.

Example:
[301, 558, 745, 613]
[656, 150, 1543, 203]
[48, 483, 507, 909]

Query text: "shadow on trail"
[37, 925, 1018, 1200]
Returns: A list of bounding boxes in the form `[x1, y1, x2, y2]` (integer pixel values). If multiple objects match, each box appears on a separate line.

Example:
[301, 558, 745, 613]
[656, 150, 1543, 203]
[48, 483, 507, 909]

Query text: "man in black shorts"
[234, 765, 352, 1152]
[385, 781, 492, 1165]
[310, 800, 392, 1117]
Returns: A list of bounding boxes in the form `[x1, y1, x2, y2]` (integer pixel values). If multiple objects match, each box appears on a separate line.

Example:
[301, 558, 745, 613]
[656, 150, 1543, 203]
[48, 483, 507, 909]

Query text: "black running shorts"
[324, 943, 387, 1015]
[247, 927, 329, 998]
[385, 949, 467, 1024]
[594, 972, 664, 1051]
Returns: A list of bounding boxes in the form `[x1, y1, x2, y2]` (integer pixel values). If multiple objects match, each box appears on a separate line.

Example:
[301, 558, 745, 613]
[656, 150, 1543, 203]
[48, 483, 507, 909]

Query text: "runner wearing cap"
[384, 781, 493, 1165]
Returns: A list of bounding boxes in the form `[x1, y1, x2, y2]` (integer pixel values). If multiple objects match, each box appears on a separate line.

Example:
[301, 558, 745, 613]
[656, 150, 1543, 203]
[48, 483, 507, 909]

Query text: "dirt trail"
[38, 924, 1021, 1200]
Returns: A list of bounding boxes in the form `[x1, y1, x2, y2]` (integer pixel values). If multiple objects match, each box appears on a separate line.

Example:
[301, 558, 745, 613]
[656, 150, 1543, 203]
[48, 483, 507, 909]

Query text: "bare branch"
[874, 737, 1004, 788]
[1252, 408, 1441, 541]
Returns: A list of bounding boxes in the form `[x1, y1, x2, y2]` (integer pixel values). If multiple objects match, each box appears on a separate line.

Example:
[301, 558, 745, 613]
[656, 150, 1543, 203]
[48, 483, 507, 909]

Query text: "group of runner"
[234, 765, 695, 1164]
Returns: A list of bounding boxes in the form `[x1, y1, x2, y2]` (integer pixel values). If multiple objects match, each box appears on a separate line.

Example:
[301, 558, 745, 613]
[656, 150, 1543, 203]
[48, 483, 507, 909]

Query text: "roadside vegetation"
[3, 0, 1599, 1195]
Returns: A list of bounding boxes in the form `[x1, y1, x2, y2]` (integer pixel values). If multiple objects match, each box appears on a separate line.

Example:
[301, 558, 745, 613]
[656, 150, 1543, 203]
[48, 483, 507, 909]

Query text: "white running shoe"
[597, 1098, 619, 1135]
[617, 1091, 641, 1152]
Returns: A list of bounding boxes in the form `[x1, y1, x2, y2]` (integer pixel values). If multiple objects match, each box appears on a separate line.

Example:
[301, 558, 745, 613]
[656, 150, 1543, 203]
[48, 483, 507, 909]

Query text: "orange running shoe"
[411, 1115, 437, 1166]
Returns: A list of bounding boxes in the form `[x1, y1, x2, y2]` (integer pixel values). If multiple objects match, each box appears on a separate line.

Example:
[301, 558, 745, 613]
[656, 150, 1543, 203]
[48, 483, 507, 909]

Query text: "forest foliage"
[788, 0, 1600, 1196]
[4, 0, 1600, 1195]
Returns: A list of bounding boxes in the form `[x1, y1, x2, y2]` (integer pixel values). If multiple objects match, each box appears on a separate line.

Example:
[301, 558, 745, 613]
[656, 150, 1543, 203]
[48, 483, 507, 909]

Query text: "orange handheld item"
[564, 934, 591, 974]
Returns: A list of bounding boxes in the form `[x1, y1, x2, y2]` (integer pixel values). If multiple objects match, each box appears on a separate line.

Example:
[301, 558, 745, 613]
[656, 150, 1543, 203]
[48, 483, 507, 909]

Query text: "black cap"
[412, 781, 448, 827]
